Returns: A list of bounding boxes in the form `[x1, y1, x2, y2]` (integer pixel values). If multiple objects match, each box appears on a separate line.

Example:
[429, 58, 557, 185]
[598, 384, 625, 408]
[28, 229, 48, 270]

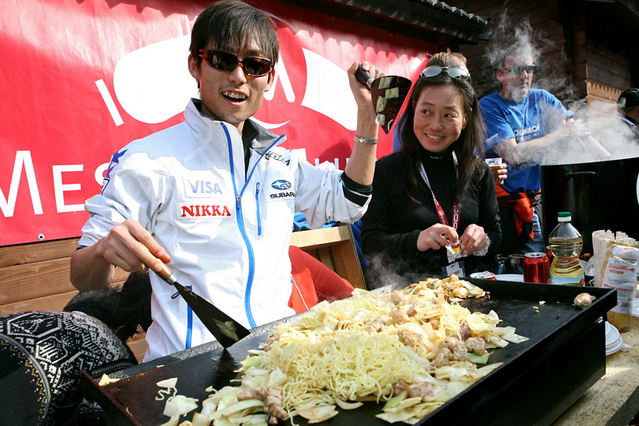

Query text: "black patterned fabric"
[0, 311, 137, 425]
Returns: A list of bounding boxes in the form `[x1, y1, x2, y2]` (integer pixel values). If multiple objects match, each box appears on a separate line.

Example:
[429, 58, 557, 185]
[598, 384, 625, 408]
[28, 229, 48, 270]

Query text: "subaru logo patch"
[272, 180, 291, 190]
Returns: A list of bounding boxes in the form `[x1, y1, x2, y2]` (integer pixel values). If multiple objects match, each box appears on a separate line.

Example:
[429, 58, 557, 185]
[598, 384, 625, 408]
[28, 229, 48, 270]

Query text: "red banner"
[0, 0, 435, 246]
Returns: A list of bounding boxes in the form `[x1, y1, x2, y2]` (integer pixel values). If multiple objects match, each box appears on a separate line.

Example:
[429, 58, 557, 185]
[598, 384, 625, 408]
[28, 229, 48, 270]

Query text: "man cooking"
[479, 46, 607, 260]
[70, 0, 381, 361]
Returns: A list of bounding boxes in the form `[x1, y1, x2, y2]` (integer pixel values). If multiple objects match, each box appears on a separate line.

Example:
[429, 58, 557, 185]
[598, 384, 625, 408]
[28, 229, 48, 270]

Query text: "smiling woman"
[361, 54, 502, 284]
[412, 84, 468, 153]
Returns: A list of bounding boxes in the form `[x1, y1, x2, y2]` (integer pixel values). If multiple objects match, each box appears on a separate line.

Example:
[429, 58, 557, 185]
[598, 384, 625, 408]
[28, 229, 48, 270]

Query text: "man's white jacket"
[79, 99, 370, 361]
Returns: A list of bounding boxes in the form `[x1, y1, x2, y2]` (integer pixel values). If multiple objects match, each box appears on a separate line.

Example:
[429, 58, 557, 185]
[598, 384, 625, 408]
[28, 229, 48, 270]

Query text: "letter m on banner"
[1, 151, 43, 217]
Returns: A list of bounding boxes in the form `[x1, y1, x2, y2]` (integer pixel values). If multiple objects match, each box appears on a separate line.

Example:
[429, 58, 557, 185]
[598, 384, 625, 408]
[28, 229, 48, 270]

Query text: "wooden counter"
[553, 316, 639, 426]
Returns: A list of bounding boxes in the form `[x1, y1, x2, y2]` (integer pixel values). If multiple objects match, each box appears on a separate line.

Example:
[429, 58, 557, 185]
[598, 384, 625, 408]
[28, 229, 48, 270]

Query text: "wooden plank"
[293, 224, 366, 289]
[0, 238, 80, 268]
[0, 258, 77, 305]
[330, 242, 366, 289]
[127, 335, 149, 364]
[315, 246, 336, 272]
[0, 290, 79, 316]
[0, 258, 130, 306]
[290, 224, 352, 248]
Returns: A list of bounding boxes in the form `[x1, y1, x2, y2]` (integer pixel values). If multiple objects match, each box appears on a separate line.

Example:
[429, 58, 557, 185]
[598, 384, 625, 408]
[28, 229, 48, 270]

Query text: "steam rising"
[485, 7, 639, 165]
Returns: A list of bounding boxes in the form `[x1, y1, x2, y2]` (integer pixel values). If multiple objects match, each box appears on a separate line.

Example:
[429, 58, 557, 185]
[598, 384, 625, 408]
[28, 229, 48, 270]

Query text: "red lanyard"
[418, 159, 459, 231]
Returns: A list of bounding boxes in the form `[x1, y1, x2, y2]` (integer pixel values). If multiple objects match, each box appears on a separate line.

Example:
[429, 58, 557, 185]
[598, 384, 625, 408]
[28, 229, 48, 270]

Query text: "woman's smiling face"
[412, 84, 468, 153]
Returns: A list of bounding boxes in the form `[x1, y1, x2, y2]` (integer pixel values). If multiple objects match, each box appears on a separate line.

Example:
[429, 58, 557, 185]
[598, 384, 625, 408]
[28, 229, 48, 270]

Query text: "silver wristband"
[354, 135, 379, 144]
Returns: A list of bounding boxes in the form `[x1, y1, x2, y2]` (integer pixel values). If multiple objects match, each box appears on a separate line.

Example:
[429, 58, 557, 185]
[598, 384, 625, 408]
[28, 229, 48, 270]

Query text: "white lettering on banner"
[95, 163, 108, 185]
[52, 165, 85, 213]
[264, 53, 295, 103]
[1, 151, 43, 217]
[112, 35, 198, 124]
[301, 48, 357, 131]
[95, 79, 124, 126]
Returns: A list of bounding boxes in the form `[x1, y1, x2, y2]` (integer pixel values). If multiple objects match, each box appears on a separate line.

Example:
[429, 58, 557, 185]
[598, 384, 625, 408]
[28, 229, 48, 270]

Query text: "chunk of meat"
[408, 382, 434, 398]
[398, 329, 420, 347]
[458, 322, 471, 341]
[366, 317, 385, 334]
[438, 337, 460, 351]
[390, 291, 406, 305]
[464, 337, 486, 355]
[237, 387, 289, 424]
[263, 335, 279, 352]
[390, 309, 410, 324]
[238, 387, 269, 400]
[406, 304, 418, 317]
[393, 379, 409, 395]
[434, 337, 471, 364]
[432, 347, 452, 367]
[426, 318, 439, 330]
[265, 388, 288, 424]
[452, 347, 471, 362]
[574, 292, 596, 307]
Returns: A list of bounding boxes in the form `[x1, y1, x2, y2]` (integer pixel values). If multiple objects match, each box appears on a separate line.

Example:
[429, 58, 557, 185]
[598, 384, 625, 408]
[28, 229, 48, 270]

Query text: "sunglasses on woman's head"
[502, 65, 537, 75]
[420, 66, 470, 80]
[199, 49, 273, 77]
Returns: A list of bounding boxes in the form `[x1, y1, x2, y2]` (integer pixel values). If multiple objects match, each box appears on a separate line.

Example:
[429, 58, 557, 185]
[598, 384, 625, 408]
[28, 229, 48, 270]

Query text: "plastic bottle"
[548, 212, 585, 285]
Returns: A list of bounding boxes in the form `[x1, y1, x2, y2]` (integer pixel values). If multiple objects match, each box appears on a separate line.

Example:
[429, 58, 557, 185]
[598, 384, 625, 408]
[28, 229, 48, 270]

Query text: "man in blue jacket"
[479, 46, 607, 260]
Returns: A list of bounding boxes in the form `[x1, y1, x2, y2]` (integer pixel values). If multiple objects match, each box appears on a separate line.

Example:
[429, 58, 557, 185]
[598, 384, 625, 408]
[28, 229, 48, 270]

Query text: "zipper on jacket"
[255, 182, 262, 236]
[220, 122, 285, 329]
[185, 287, 193, 350]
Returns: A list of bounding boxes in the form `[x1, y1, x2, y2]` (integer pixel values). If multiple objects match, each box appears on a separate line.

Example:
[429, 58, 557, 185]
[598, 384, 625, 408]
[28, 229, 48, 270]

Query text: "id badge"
[445, 261, 464, 277]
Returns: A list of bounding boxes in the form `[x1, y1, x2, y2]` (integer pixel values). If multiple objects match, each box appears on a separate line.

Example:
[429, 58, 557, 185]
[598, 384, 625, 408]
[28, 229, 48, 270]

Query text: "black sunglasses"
[420, 66, 470, 80]
[199, 49, 273, 77]
[503, 65, 537, 75]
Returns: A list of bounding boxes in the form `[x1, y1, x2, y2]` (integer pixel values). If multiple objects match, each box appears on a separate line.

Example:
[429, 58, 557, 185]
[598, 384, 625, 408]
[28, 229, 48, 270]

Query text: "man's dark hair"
[189, 0, 279, 68]
[492, 43, 538, 72]
[618, 88, 639, 113]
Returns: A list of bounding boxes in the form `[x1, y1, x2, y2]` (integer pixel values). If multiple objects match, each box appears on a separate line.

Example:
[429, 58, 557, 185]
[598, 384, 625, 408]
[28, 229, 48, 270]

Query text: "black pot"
[541, 156, 639, 255]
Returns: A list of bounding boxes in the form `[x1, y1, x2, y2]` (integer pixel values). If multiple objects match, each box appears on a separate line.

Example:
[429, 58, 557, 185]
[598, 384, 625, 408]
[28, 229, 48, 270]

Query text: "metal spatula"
[155, 262, 250, 348]
[356, 65, 412, 134]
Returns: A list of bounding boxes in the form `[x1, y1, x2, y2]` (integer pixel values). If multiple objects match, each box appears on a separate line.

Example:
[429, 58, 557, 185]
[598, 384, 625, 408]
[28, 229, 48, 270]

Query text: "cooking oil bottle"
[548, 212, 585, 285]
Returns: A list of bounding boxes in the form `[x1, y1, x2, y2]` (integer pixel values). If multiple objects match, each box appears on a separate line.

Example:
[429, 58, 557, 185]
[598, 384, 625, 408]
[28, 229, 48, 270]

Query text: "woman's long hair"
[397, 71, 486, 205]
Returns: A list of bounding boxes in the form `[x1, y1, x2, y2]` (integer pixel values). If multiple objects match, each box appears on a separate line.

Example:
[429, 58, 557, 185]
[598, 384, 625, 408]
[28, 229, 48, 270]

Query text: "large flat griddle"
[81, 278, 616, 426]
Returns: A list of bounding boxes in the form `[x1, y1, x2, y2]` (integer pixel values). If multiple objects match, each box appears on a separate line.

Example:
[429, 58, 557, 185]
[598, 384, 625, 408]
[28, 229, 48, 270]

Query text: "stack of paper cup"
[591, 230, 639, 287]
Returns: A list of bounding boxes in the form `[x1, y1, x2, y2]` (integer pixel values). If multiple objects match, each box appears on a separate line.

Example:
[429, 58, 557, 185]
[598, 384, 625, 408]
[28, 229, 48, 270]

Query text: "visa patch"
[184, 177, 224, 198]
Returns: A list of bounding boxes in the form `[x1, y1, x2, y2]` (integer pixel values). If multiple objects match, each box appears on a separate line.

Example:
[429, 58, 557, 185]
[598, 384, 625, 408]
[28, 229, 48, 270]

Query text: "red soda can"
[523, 252, 549, 283]
[470, 271, 496, 280]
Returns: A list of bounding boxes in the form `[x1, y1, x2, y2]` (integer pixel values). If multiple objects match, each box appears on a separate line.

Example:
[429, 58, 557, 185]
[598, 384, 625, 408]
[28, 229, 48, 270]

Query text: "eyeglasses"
[420, 66, 470, 80]
[199, 49, 273, 77]
[502, 65, 537, 75]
